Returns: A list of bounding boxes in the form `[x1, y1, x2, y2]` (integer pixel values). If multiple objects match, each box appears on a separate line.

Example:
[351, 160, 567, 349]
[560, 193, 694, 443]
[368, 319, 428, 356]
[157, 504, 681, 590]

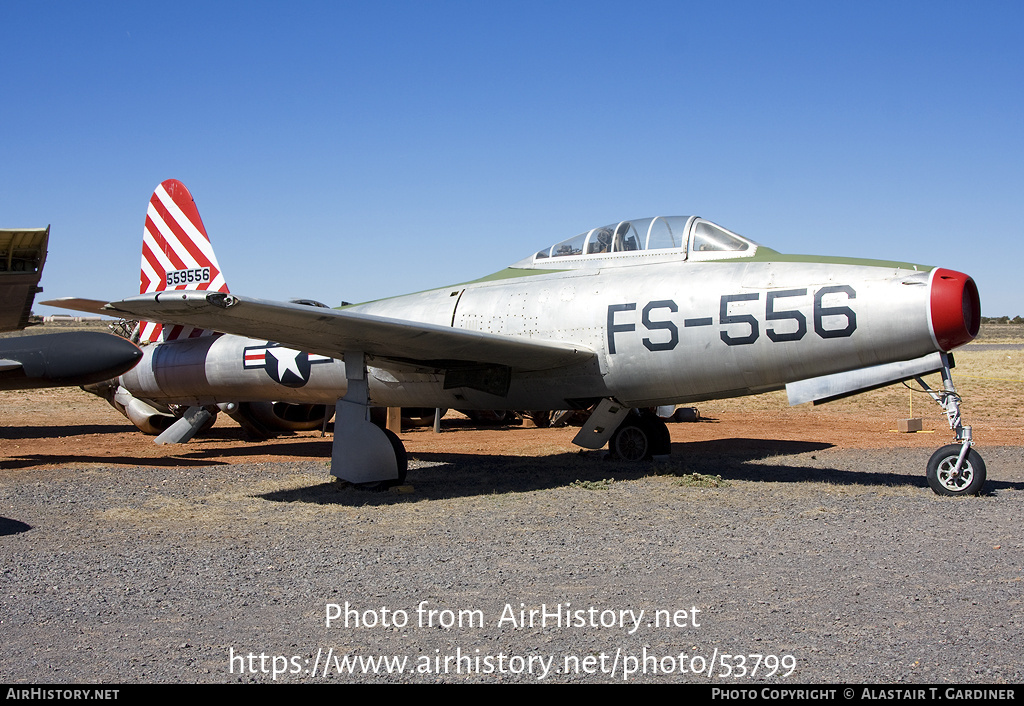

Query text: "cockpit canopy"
[513, 216, 759, 269]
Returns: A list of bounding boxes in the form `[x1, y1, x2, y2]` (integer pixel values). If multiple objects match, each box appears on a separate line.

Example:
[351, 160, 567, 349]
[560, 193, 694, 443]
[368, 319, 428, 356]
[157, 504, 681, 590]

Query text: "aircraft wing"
[0, 227, 49, 332]
[46, 292, 594, 373]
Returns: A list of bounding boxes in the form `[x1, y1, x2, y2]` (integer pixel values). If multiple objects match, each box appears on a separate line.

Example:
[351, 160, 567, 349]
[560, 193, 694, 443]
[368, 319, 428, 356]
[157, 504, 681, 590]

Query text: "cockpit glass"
[646, 217, 686, 250]
[613, 221, 641, 252]
[528, 216, 755, 264]
[586, 227, 613, 254]
[552, 232, 587, 257]
[690, 221, 749, 252]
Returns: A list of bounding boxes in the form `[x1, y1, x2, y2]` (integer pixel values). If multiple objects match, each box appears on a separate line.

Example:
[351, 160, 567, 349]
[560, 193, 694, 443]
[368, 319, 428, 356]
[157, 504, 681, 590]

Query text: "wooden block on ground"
[387, 407, 402, 434]
[898, 417, 924, 433]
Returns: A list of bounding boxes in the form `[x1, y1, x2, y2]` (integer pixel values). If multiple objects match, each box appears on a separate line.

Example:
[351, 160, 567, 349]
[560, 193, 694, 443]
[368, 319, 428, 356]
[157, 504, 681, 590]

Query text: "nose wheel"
[916, 352, 986, 496]
[926, 444, 986, 496]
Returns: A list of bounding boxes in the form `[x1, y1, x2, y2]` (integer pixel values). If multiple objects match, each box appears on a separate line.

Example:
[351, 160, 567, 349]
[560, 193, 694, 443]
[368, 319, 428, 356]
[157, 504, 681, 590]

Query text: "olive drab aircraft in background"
[49, 180, 984, 495]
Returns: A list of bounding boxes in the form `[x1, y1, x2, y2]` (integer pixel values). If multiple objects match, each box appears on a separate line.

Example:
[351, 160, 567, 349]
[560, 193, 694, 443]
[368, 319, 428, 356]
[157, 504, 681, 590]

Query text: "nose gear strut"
[914, 352, 986, 496]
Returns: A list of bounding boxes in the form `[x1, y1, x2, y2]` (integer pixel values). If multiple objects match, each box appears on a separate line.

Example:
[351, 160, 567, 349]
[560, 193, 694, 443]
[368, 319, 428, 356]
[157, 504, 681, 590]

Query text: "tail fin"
[138, 179, 229, 343]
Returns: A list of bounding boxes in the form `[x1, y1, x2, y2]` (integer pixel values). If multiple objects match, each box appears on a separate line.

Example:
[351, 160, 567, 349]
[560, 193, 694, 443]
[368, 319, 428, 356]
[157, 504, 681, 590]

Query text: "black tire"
[198, 409, 218, 434]
[642, 412, 672, 456]
[926, 444, 986, 496]
[383, 428, 408, 484]
[610, 418, 652, 461]
[355, 429, 408, 490]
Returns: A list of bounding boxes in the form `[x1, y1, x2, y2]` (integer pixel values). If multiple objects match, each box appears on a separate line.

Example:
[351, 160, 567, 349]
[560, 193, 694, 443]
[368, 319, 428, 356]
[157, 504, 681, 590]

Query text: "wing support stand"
[331, 351, 407, 487]
[914, 352, 986, 496]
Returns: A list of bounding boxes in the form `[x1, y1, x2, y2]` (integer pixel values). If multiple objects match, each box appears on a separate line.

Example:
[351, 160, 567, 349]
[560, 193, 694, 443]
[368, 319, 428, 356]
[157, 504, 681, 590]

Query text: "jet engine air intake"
[930, 268, 980, 351]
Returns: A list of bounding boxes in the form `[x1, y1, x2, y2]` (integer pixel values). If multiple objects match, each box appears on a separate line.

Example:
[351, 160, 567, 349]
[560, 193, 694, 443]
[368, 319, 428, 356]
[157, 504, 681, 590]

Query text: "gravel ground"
[2, 444, 1022, 683]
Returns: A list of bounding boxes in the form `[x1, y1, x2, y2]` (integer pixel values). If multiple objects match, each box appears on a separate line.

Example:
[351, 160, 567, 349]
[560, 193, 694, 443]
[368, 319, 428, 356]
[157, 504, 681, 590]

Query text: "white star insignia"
[267, 347, 304, 382]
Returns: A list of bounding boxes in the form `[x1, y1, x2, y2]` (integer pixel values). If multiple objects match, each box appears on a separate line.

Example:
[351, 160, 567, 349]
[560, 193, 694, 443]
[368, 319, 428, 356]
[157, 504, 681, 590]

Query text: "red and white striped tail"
[138, 179, 229, 343]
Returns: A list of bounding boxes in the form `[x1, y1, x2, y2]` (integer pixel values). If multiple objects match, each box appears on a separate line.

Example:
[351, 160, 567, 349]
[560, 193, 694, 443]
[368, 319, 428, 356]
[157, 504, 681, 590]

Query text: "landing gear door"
[572, 398, 630, 450]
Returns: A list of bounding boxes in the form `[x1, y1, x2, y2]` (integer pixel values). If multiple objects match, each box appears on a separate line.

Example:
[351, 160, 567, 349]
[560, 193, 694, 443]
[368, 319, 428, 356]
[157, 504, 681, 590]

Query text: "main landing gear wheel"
[384, 428, 408, 485]
[608, 412, 671, 461]
[926, 444, 986, 496]
[334, 351, 410, 490]
[611, 419, 650, 461]
[356, 429, 408, 491]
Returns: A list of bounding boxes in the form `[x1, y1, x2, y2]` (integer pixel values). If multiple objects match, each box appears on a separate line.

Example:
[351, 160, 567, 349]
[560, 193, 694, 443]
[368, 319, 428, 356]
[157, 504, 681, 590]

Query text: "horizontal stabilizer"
[42, 298, 111, 316]
[46, 292, 594, 373]
[786, 352, 945, 406]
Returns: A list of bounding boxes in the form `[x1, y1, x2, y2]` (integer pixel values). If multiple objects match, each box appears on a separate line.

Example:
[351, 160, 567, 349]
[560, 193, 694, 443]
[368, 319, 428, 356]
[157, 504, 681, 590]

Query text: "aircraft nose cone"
[930, 268, 980, 351]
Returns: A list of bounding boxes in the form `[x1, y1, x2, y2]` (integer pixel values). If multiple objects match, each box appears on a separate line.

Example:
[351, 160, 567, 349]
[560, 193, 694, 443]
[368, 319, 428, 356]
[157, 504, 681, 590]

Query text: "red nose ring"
[930, 268, 980, 351]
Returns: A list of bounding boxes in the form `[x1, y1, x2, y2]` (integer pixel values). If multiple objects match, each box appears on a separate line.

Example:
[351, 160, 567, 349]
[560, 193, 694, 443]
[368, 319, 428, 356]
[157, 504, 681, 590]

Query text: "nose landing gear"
[916, 352, 986, 496]
[926, 444, 986, 496]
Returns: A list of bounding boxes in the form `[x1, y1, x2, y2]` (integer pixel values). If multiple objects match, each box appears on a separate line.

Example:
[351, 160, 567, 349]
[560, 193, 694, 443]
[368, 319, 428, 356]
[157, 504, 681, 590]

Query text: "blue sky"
[3, 1, 1022, 315]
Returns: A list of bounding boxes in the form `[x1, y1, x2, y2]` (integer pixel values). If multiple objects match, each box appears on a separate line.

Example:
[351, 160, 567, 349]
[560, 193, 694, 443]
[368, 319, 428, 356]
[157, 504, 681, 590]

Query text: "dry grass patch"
[674, 472, 731, 488]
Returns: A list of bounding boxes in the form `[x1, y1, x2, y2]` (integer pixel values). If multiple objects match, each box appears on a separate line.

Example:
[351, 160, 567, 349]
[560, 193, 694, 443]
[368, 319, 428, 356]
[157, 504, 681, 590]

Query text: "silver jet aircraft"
[50, 180, 983, 495]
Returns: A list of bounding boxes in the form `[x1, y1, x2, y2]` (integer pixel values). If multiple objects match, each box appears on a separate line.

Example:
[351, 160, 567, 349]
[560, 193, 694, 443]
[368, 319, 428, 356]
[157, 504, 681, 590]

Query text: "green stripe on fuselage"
[460, 267, 562, 284]
[739, 247, 934, 271]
